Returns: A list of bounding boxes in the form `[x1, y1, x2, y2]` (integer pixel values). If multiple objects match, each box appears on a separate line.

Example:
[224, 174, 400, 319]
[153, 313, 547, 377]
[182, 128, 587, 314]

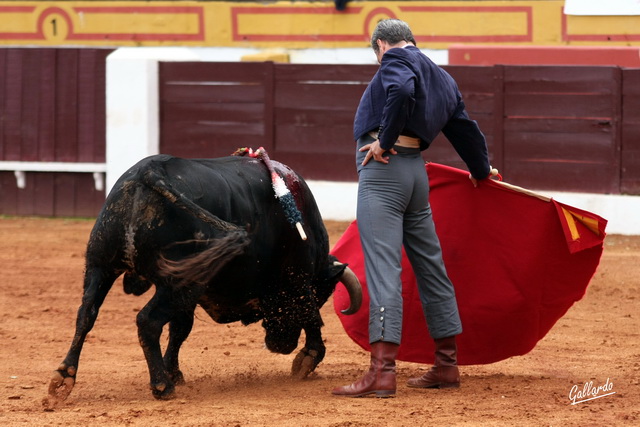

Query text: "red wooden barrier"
[622, 69, 640, 194]
[0, 48, 111, 217]
[159, 61, 273, 159]
[2, 50, 639, 218]
[500, 66, 621, 194]
[449, 45, 640, 67]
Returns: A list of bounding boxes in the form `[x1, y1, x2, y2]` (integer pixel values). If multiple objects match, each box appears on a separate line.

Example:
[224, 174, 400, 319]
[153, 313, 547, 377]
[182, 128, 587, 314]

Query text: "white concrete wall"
[105, 47, 640, 235]
[147, 47, 448, 66]
[106, 48, 202, 192]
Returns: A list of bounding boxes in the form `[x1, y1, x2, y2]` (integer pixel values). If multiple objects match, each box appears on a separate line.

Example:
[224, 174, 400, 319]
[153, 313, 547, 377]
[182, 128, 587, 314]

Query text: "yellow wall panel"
[0, 1, 638, 48]
[407, 12, 529, 37]
[565, 15, 640, 42]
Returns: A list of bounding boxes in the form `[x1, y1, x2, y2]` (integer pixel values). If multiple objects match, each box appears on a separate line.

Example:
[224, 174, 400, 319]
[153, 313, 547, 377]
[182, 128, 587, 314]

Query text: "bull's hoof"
[291, 347, 320, 379]
[44, 365, 77, 409]
[150, 382, 176, 400]
[169, 370, 185, 386]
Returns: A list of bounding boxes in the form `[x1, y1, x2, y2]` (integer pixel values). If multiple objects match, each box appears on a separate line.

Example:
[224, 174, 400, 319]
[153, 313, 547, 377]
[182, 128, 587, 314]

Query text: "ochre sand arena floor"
[0, 217, 638, 426]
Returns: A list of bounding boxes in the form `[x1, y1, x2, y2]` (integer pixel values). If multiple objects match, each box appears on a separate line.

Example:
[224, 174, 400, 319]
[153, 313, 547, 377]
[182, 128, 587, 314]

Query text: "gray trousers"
[356, 135, 462, 345]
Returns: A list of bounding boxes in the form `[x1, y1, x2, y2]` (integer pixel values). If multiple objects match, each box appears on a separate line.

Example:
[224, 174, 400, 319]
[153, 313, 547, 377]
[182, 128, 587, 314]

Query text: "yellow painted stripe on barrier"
[74, 7, 203, 38]
[231, 6, 366, 41]
[0, 1, 639, 48]
[400, 6, 532, 41]
[564, 14, 640, 42]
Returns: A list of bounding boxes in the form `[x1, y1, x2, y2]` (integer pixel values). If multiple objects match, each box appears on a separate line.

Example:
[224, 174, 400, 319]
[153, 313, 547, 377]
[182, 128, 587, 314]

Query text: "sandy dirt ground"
[0, 216, 638, 426]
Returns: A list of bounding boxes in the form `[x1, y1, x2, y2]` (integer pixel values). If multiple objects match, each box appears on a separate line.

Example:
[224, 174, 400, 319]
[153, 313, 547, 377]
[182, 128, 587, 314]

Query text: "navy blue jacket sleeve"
[441, 106, 491, 179]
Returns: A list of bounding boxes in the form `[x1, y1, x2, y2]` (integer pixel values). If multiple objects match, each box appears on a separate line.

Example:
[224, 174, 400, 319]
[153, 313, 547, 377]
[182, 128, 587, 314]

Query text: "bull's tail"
[157, 231, 249, 287]
[140, 161, 250, 287]
[141, 166, 241, 233]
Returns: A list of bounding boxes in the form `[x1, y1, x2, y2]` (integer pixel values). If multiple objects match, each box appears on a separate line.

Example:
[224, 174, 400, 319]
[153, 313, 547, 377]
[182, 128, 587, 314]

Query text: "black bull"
[46, 154, 362, 403]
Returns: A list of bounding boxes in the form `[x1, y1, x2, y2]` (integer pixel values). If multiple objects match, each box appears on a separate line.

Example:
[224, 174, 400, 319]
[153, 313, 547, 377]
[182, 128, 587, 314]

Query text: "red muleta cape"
[331, 163, 607, 365]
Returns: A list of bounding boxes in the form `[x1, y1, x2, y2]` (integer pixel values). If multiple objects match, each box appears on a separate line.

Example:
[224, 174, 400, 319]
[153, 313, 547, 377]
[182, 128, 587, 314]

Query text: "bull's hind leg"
[46, 267, 119, 406]
[136, 287, 196, 399]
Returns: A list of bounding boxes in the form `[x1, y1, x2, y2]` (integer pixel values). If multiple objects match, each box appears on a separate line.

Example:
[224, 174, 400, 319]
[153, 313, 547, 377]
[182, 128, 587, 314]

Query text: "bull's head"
[262, 310, 303, 355]
[261, 255, 362, 356]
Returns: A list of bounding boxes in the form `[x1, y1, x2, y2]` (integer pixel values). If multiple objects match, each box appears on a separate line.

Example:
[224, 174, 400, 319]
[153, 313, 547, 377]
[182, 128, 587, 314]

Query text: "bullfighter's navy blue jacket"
[353, 45, 490, 179]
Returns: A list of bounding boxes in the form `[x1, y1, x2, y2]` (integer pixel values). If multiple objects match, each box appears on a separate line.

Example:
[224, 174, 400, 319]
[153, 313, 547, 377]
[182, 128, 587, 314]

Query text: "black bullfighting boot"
[332, 341, 399, 398]
[407, 336, 460, 389]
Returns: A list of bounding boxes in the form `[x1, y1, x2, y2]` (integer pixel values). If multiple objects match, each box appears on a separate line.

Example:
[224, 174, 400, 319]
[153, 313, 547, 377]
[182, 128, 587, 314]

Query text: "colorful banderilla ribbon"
[233, 147, 307, 241]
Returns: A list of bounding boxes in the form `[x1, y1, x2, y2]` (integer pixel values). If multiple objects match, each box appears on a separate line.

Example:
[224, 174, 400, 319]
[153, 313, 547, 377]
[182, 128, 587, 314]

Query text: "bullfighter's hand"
[469, 166, 500, 187]
[360, 139, 397, 166]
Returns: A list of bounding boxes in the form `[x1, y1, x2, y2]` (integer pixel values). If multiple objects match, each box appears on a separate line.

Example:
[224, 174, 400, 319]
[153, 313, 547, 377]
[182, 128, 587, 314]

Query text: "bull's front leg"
[291, 313, 326, 379]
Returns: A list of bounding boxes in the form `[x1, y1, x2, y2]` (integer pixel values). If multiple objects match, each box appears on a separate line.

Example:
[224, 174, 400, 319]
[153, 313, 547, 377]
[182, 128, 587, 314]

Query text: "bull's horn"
[336, 264, 362, 315]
